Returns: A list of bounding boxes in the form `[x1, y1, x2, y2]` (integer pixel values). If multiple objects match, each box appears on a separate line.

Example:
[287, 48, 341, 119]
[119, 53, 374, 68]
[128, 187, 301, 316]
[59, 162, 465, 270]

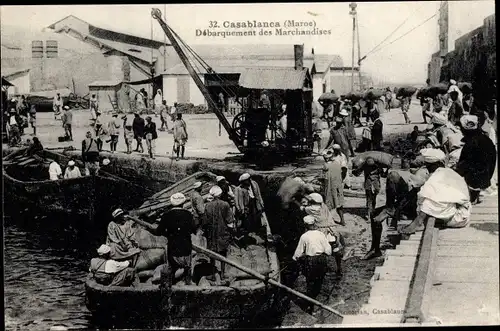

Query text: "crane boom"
[151, 8, 243, 150]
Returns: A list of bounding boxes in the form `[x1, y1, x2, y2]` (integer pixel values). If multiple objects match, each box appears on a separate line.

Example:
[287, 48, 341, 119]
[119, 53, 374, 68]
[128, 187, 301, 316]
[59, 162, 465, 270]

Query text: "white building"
[1, 15, 170, 99]
[161, 44, 344, 106]
[1, 67, 30, 95]
[439, 0, 495, 54]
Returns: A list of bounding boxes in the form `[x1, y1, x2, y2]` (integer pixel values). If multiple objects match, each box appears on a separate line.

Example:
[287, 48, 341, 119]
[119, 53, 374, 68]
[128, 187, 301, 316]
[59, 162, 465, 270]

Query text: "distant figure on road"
[90, 94, 99, 125]
[132, 112, 145, 154]
[447, 79, 463, 106]
[144, 116, 158, 159]
[28, 104, 36, 136]
[398, 95, 411, 124]
[370, 110, 383, 151]
[61, 105, 73, 141]
[154, 89, 163, 117]
[107, 113, 121, 153]
[447, 91, 464, 127]
[53, 93, 63, 120]
[159, 100, 169, 131]
[173, 113, 188, 160]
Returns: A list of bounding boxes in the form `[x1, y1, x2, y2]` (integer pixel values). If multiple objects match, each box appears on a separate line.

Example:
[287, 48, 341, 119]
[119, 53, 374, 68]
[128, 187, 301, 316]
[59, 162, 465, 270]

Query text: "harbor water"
[4, 213, 96, 331]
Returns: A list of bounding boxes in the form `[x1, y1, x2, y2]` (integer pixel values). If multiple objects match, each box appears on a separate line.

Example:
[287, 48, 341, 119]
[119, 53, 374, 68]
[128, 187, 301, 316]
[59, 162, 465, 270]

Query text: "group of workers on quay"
[3, 88, 189, 161]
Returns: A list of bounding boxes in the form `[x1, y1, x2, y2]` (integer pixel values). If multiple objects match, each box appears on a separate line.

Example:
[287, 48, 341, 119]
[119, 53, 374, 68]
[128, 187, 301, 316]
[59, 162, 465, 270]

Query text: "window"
[128, 48, 142, 53]
[322, 83, 326, 93]
[46, 40, 58, 58]
[32, 40, 43, 58]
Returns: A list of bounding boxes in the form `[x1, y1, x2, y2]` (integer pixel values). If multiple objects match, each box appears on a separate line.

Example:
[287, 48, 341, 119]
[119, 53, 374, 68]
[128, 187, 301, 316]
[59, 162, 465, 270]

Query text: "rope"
[362, 2, 446, 60]
[362, 3, 426, 60]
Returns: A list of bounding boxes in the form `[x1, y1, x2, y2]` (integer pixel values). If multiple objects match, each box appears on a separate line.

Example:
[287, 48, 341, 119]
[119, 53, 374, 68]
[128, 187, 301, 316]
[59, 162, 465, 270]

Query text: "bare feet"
[363, 248, 382, 260]
[399, 220, 425, 235]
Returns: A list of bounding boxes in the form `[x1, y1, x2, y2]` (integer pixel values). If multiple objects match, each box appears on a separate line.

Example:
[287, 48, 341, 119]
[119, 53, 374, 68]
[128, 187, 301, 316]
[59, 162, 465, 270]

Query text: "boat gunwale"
[2, 165, 109, 185]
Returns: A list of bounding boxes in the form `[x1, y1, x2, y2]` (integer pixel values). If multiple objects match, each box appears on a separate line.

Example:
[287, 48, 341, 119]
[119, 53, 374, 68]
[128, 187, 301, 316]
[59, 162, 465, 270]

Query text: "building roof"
[238, 67, 310, 90]
[1, 67, 30, 78]
[162, 57, 315, 76]
[48, 15, 166, 48]
[89, 80, 123, 87]
[28, 88, 72, 98]
[98, 37, 163, 64]
[2, 77, 13, 87]
[313, 54, 343, 73]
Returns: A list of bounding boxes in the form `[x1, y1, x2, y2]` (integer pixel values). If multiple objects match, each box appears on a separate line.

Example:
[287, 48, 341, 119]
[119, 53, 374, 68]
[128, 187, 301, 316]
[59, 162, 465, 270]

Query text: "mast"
[163, 4, 167, 72]
[349, 3, 357, 92]
[356, 12, 362, 90]
[151, 8, 240, 147]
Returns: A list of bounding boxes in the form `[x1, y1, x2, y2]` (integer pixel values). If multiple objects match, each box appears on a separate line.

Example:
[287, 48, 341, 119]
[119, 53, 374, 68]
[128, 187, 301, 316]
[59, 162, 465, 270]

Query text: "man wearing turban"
[455, 115, 497, 204]
[202, 186, 236, 278]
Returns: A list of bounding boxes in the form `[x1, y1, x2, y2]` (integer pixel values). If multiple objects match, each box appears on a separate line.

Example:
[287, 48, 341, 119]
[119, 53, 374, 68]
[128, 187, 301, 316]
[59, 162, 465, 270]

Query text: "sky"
[0, 2, 495, 84]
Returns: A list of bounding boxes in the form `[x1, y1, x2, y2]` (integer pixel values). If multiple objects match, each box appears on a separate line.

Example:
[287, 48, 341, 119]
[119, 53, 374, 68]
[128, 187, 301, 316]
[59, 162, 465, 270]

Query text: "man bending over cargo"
[362, 149, 445, 259]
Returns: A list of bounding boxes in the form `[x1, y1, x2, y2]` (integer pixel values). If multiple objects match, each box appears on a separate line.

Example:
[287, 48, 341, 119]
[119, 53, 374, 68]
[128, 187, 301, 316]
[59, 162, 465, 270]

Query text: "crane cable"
[360, 2, 441, 62]
[361, 3, 426, 61]
[369, 11, 439, 57]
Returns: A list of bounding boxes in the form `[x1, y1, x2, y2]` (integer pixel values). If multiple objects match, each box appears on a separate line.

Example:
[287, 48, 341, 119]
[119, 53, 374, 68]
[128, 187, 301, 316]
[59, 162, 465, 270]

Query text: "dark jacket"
[132, 116, 145, 138]
[144, 121, 158, 140]
[455, 132, 497, 190]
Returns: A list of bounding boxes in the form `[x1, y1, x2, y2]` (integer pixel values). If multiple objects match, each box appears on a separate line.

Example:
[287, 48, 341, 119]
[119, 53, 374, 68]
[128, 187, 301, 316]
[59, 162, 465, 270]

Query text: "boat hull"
[85, 277, 280, 329]
[85, 171, 282, 329]
[3, 150, 148, 231]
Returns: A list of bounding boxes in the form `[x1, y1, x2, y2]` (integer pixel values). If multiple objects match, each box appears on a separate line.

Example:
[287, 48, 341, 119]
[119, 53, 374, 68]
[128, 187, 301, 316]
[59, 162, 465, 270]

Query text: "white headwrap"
[170, 192, 186, 206]
[308, 193, 323, 204]
[239, 173, 251, 182]
[303, 215, 316, 225]
[460, 115, 478, 130]
[209, 185, 223, 197]
[420, 148, 446, 164]
[97, 244, 111, 255]
[112, 208, 125, 218]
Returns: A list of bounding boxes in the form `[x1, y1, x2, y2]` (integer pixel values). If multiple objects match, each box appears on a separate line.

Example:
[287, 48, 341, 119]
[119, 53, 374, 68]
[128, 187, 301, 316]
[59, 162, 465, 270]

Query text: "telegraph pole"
[163, 4, 167, 71]
[349, 2, 357, 92]
[356, 14, 362, 90]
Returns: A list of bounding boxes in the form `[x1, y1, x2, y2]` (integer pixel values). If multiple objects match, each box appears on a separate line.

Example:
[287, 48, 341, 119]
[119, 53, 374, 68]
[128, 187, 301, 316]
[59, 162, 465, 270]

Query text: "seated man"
[400, 166, 471, 235]
[64, 160, 82, 179]
[90, 244, 139, 287]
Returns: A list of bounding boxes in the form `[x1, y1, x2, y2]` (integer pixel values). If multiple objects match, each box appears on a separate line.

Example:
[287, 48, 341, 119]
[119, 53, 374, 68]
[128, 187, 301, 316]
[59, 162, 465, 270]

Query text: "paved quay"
[315, 195, 499, 327]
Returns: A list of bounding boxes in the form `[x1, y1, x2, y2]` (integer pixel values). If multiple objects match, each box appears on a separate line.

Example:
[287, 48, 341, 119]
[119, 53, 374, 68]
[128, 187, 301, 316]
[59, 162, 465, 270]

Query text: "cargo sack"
[363, 89, 385, 100]
[457, 82, 473, 94]
[428, 83, 449, 95]
[396, 86, 417, 98]
[135, 248, 166, 272]
[352, 151, 394, 171]
[224, 244, 271, 280]
[135, 228, 168, 249]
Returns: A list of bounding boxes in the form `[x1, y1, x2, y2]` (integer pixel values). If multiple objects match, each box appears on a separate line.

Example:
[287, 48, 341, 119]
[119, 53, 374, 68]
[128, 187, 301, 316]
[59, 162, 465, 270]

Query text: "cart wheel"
[231, 112, 247, 141]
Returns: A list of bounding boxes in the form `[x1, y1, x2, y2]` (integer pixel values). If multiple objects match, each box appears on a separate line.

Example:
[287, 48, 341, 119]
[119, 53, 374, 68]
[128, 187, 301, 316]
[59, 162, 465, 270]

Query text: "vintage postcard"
[2, 1, 498, 329]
